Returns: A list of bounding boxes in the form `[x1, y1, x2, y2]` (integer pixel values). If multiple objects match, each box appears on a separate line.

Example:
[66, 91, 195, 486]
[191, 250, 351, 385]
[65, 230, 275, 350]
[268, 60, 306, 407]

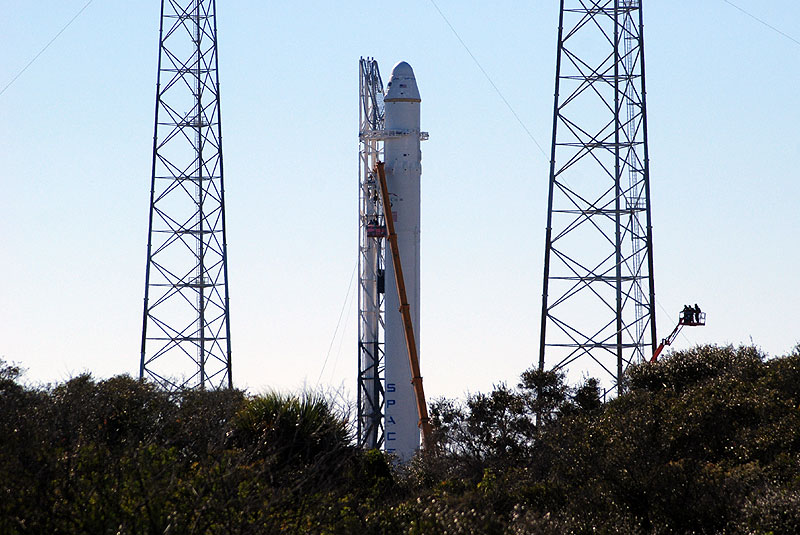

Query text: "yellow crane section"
[375, 161, 433, 449]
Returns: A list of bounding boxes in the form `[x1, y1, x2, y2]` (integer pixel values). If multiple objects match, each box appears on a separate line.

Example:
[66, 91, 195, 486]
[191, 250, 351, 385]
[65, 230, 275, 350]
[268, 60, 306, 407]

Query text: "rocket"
[382, 61, 423, 461]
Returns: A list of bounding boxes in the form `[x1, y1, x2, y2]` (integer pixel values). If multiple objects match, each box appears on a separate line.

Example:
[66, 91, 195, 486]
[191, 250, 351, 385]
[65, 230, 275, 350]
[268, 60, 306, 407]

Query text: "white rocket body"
[383, 61, 422, 461]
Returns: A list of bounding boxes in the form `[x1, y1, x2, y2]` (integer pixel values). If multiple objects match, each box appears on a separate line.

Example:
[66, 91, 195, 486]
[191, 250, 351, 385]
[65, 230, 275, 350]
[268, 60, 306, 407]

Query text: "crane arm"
[375, 161, 433, 449]
[650, 322, 683, 363]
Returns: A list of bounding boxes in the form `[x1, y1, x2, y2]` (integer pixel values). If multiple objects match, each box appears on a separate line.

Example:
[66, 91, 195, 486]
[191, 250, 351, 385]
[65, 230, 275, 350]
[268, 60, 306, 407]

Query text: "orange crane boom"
[375, 161, 433, 449]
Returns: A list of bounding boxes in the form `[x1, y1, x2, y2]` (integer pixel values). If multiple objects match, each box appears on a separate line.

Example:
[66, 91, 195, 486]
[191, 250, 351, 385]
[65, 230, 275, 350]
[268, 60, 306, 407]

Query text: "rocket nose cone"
[391, 61, 415, 78]
[385, 61, 421, 102]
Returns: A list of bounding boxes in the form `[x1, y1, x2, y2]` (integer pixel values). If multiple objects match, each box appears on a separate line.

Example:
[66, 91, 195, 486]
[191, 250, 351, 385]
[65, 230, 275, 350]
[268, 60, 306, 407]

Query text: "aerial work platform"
[650, 306, 706, 363]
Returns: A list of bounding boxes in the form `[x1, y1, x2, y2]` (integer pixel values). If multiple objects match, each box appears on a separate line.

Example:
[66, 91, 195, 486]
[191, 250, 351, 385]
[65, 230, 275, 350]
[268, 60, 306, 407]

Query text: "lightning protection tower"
[539, 0, 656, 395]
[357, 57, 387, 448]
[140, 0, 232, 390]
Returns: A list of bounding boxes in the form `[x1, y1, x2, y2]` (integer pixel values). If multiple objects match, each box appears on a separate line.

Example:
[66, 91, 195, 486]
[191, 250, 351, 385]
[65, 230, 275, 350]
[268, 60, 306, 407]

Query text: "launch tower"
[539, 0, 657, 394]
[357, 57, 387, 448]
[140, 0, 232, 390]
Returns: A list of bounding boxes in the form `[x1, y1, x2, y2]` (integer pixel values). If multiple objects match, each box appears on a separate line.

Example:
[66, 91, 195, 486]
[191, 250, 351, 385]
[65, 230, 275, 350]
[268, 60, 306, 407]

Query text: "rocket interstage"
[383, 61, 423, 461]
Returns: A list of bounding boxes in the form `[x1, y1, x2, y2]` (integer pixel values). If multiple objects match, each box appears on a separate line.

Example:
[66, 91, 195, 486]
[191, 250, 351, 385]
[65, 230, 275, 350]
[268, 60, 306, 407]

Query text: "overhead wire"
[327, 275, 358, 384]
[721, 0, 800, 48]
[426, 0, 549, 159]
[1, 0, 95, 97]
[315, 261, 358, 389]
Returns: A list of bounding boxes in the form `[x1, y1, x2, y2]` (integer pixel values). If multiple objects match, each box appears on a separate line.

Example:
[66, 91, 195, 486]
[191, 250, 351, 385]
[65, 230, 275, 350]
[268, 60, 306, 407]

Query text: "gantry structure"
[140, 0, 232, 390]
[539, 0, 656, 394]
[356, 57, 387, 448]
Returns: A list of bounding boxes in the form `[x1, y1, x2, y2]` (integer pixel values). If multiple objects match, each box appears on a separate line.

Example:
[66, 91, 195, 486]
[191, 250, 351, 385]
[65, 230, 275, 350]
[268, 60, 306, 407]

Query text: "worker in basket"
[682, 304, 694, 324]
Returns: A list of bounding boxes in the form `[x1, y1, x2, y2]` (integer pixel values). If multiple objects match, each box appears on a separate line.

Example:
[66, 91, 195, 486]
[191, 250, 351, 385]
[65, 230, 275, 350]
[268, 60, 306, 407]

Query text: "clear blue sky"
[2, 1, 798, 400]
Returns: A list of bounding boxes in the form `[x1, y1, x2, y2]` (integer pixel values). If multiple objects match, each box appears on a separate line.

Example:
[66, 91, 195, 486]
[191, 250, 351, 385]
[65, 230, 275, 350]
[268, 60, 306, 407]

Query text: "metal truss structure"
[539, 0, 657, 394]
[141, 0, 232, 390]
[357, 57, 387, 448]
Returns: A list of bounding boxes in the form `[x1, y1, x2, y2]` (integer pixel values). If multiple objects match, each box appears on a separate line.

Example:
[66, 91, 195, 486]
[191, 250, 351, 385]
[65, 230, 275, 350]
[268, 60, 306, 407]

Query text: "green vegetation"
[2, 344, 800, 534]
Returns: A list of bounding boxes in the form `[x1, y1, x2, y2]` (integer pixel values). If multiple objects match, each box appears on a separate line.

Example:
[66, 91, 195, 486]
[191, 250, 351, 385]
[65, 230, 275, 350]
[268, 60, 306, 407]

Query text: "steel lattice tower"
[140, 0, 232, 390]
[539, 0, 656, 394]
[357, 57, 387, 448]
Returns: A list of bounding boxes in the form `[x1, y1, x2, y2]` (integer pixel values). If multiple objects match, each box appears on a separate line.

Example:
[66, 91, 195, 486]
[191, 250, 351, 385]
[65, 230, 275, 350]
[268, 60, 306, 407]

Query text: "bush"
[5, 344, 800, 533]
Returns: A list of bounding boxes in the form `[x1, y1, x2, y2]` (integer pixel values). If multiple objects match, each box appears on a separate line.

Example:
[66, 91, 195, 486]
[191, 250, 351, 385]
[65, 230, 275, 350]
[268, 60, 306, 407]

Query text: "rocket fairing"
[383, 61, 423, 461]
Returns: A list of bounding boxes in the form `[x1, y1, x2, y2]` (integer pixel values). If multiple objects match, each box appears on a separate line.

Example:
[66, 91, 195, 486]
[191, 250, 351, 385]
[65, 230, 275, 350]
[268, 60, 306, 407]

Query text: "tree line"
[2, 344, 800, 534]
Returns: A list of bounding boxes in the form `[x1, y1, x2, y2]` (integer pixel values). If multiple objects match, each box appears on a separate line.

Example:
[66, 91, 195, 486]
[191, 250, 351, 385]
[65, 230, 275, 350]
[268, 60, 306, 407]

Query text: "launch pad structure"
[539, 0, 657, 395]
[357, 58, 428, 459]
[133, 0, 660, 452]
[357, 57, 387, 449]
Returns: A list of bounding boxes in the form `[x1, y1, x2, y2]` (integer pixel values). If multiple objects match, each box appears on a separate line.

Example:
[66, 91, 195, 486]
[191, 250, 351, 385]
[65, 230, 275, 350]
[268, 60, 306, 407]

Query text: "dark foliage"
[2, 344, 800, 533]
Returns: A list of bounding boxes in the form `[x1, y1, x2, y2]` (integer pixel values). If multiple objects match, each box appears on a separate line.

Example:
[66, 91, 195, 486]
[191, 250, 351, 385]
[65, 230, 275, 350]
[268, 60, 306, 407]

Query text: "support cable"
[316, 261, 358, 388]
[1, 0, 95, 97]
[426, 0, 548, 158]
[329, 278, 358, 382]
[721, 0, 800, 47]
